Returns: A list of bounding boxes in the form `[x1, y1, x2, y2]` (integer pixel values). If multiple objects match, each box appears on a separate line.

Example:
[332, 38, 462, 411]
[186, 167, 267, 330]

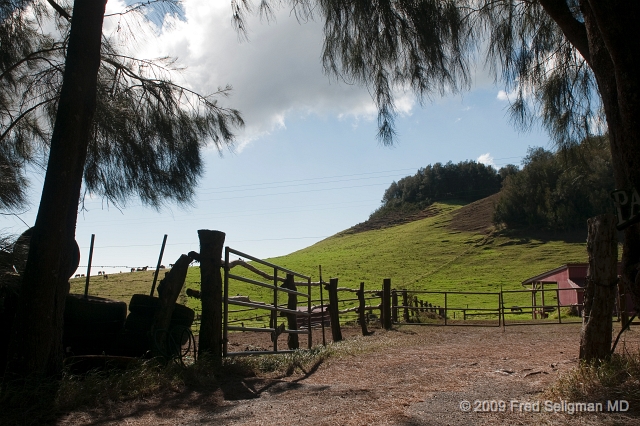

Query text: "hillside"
[71, 195, 589, 318]
[265, 196, 588, 293]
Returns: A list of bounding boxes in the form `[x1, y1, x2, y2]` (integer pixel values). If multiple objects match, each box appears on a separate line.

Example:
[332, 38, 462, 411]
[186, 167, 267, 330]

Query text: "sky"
[2, 0, 552, 276]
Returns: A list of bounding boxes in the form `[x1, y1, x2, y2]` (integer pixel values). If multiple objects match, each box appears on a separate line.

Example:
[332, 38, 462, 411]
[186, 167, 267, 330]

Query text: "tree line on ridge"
[373, 136, 614, 231]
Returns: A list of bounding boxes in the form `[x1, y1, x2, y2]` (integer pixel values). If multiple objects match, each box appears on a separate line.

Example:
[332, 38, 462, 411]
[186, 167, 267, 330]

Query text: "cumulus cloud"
[106, 1, 405, 150]
[477, 153, 495, 167]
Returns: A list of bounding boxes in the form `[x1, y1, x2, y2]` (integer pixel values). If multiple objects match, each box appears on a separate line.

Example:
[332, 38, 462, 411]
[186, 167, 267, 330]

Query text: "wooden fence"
[316, 279, 599, 340]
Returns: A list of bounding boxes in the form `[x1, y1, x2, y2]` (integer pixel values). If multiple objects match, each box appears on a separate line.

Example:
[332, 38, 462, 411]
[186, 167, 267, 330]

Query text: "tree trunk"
[580, 1, 640, 314]
[580, 214, 618, 361]
[4, 0, 107, 379]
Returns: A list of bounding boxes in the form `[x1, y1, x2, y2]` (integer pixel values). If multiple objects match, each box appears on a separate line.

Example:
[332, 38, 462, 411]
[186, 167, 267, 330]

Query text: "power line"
[76, 199, 377, 227]
[196, 172, 416, 195]
[196, 167, 419, 193]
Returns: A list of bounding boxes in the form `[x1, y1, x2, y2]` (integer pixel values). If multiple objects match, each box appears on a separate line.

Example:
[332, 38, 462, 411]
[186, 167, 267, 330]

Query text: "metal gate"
[222, 247, 313, 356]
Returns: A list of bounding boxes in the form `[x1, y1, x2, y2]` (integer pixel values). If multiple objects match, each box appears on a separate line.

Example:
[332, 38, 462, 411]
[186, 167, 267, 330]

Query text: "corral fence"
[222, 247, 314, 356]
[318, 279, 603, 339]
[64, 222, 617, 363]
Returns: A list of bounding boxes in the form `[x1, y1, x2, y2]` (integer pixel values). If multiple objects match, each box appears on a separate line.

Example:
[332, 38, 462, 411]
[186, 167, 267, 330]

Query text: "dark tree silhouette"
[1, 0, 242, 378]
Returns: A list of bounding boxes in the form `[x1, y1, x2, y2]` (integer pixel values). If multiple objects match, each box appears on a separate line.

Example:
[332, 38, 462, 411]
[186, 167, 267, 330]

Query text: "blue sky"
[2, 1, 551, 275]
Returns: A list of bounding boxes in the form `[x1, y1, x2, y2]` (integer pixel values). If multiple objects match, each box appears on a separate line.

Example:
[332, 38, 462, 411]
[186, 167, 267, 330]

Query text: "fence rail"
[223, 247, 313, 356]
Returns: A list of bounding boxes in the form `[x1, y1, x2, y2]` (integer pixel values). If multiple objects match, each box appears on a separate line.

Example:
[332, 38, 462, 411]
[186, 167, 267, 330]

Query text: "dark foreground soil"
[57, 323, 640, 425]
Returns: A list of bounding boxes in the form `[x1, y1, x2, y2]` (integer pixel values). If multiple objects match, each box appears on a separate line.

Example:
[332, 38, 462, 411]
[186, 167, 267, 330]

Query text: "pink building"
[521, 263, 633, 316]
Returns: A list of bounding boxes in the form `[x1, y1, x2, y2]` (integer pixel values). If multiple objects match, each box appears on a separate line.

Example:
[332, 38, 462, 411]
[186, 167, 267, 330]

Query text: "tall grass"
[546, 350, 640, 410]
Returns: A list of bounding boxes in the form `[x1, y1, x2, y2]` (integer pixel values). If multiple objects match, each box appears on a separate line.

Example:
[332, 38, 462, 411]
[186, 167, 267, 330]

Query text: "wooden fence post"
[580, 214, 618, 361]
[150, 234, 168, 297]
[195, 230, 225, 364]
[282, 274, 299, 349]
[326, 278, 342, 342]
[617, 283, 629, 325]
[357, 282, 369, 336]
[392, 290, 398, 323]
[382, 278, 392, 330]
[402, 290, 409, 322]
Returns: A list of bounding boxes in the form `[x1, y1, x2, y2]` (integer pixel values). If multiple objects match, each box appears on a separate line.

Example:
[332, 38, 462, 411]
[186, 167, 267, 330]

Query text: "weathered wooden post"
[152, 253, 193, 358]
[402, 290, 409, 322]
[444, 292, 448, 325]
[150, 234, 168, 297]
[318, 265, 326, 347]
[83, 234, 95, 298]
[382, 278, 392, 330]
[556, 287, 562, 324]
[282, 274, 299, 350]
[357, 282, 369, 336]
[391, 290, 398, 323]
[326, 278, 342, 341]
[194, 230, 226, 365]
[580, 214, 618, 361]
[617, 283, 629, 325]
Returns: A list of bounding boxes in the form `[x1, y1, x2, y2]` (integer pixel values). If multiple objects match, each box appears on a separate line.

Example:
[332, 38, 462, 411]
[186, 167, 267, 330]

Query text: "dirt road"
[59, 324, 640, 425]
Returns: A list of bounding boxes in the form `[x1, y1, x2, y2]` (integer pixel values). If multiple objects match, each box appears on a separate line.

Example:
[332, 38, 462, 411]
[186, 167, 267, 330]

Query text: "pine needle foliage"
[0, 0, 243, 210]
[236, 0, 601, 147]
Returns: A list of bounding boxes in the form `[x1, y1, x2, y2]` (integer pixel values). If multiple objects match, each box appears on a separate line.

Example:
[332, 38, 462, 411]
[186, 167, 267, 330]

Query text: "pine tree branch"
[0, 45, 64, 82]
[0, 96, 57, 143]
[538, 0, 591, 64]
[46, 0, 71, 22]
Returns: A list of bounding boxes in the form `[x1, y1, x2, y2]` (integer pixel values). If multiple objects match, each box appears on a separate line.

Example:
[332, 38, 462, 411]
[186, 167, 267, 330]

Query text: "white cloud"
[477, 153, 495, 167]
[109, 1, 406, 150]
[497, 90, 511, 102]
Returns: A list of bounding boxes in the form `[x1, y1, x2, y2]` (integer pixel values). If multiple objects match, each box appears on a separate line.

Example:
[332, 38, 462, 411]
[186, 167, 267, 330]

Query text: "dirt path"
[58, 324, 640, 425]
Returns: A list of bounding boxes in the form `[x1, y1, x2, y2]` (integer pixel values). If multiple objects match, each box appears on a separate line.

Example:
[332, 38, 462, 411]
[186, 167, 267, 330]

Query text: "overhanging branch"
[538, 0, 591, 64]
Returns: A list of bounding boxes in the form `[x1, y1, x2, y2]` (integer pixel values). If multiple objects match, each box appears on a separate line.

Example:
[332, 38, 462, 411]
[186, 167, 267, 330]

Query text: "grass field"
[69, 199, 590, 329]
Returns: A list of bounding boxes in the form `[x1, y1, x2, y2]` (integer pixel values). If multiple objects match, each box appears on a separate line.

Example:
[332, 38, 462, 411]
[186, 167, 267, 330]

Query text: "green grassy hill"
[71, 196, 590, 327]
[263, 199, 588, 292]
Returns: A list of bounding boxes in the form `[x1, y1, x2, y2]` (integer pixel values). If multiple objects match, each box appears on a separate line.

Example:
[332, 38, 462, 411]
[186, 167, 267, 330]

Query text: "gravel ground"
[58, 323, 640, 425]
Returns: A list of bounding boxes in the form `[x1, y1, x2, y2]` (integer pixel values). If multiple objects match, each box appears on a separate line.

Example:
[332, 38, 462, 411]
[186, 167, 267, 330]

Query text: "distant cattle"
[130, 268, 135, 272]
[74, 274, 80, 278]
[159, 265, 165, 269]
[80, 274, 85, 277]
[98, 271, 102, 275]
[103, 274, 108, 279]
